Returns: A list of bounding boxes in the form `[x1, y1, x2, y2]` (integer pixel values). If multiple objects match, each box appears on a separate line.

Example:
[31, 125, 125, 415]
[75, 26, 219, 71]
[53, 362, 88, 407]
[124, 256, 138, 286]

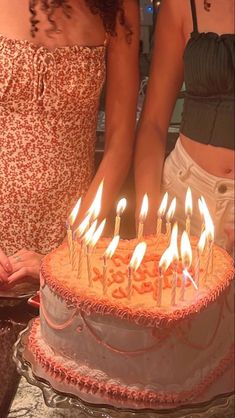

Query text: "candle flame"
[87, 180, 104, 220]
[159, 246, 173, 273]
[170, 222, 179, 260]
[198, 198, 204, 218]
[84, 220, 97, 246]
[158, 192, 168, 217]
[183, 268, 198, 290]
[200, 196, 214, 241]
[139, 194, 149, 222]
[129, 242, 147, 271]
[181, 231, 192, 268]
[166, 197, 176, 222]
[185, 187, 193, 217]
[105, 235, 120, 259]
[116, 198, 127, 216]
[198, 230, 207, 254]
[74, 214, 91, 238]
[90, 219, 106, 248]
[68, 197, 81, 227]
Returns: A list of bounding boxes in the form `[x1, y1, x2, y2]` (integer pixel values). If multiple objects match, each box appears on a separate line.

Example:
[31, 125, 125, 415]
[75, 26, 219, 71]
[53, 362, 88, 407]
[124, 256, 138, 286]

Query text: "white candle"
[128, 242, 147, 301]
[137, 194, 148, 240]
[171, 260, 178, 306]
[195, 230, 206, 288]
[114, 198, 127, 236]
[180, 231, 193, 302]
[67, 197, 82, 265]
[165, 198, 176, 242]
[158, 246, 173, 307]
[102, 236, 120, 296]
[156, 192, 168, 237]
[180, 270, 186, 301]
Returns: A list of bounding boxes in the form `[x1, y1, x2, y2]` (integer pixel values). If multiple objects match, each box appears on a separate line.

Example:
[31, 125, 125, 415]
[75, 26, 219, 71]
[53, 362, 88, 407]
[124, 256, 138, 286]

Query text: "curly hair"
[29, 0, 132, 40]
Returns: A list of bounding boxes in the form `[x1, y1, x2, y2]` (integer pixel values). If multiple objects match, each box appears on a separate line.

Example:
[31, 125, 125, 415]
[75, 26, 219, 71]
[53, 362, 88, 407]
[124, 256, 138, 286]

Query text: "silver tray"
[13, 323, 235, 418]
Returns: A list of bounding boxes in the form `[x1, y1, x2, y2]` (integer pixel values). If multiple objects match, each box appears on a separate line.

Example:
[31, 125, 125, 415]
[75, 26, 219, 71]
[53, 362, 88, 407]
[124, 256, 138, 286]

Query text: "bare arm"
[77, 0, 140, 223]
[134, 0, 185, 233]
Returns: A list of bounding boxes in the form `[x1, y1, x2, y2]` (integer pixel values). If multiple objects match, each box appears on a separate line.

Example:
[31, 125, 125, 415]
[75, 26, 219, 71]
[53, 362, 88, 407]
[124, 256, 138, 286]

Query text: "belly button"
[225, 168, 232, 174]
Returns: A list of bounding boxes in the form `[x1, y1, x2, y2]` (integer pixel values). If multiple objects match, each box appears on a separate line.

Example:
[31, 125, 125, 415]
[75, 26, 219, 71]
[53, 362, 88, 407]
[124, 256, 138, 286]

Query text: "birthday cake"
[26, 234, 234, 409]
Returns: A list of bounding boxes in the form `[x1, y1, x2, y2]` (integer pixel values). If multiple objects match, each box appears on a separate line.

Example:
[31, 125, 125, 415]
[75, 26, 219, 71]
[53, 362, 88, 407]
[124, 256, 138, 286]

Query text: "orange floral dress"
[0, 35, 106, 255]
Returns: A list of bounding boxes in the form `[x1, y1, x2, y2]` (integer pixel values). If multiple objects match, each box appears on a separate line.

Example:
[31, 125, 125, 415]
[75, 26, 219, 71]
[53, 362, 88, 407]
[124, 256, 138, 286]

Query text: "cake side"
[28, 317, 234, 409]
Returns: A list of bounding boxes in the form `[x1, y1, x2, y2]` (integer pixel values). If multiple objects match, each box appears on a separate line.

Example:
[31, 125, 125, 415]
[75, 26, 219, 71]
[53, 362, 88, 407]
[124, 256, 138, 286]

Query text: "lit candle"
[66, 197, 81, 266]
[103, 235, 120, 296]
[166, 197, 176, 242]
[137, 194, 149, 240]
[198, 198, 205, 235]
[74, 214, 91, 280]
[83, 220, 98, 287]
[180, 231, 196, 301]
[200, 196, 215, 279]
[128, 242, 147, 300]
[195, 230, 206, 288]
[169, 223, 179, 306]
[185, 187, 193, 236]
[114, 198, 127, 236]
[156, 192, 168, 237]
[158, 246, 173, 307]
[87, 179, 104, 222]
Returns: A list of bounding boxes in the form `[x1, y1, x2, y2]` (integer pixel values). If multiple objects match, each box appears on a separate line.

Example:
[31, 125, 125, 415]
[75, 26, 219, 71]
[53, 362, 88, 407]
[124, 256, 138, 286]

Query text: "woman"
[135, 0, 234, 251]
[0, 0, 140, 286]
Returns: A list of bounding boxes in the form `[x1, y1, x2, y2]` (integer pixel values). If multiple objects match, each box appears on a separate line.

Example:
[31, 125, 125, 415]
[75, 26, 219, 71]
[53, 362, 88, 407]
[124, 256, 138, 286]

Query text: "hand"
[6, 249, 44, 286]
[0, 248, 12, 283]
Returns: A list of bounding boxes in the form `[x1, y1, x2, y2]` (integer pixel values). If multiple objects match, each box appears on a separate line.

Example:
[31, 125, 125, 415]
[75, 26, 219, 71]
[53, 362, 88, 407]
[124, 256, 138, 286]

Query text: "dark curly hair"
[29, 0, 132, 40]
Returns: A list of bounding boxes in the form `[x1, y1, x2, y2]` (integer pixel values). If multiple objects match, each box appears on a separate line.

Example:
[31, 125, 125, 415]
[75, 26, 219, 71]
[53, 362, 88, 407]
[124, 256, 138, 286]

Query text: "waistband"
[170, 138, 234, 197]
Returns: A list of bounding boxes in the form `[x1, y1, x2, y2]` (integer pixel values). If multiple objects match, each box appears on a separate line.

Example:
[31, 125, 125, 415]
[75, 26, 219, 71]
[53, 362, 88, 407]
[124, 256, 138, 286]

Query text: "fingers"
[0, 249, 12, 274]
[7, 268, 35, 285]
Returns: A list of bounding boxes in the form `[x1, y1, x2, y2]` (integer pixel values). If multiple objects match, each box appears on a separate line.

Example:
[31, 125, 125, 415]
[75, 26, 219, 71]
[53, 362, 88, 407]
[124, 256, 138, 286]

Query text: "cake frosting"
[26, 235, 234, 409]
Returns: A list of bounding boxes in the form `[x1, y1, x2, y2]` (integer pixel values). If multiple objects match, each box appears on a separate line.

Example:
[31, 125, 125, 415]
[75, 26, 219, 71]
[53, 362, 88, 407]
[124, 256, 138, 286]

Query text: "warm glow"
[200, 196, 214, 241]
[181, 231, 192, 268]
[105, 235, 120, 259]
[87, 180, 104, 220]
[75, 214, 90, 238]
[84, 220, 97, 246]
[198, 230, 207, 254]
[116, 198, 127, 216]
[129, 242, 147, 271]
[139, 194, 149, 222]
[170, 222, 179, 260]
[90, 219, 106, 247]
[68, 197, 81, 226]
[158, 192, 168, 217]
[159, 246, 173, 272]
[166, 197, 176, 222]
[185, 187, 193, 217]
[183, 269, 198, 290]
[198, 198, 204, 218]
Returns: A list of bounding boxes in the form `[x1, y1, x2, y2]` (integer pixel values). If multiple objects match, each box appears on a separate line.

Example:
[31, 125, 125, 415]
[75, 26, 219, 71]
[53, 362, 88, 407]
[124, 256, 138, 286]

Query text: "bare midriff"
[180, 134, 234, 179]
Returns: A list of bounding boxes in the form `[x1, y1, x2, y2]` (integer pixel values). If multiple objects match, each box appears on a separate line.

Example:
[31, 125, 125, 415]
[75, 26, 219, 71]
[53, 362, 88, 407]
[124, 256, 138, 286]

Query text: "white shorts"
[162, 138, 234, 250]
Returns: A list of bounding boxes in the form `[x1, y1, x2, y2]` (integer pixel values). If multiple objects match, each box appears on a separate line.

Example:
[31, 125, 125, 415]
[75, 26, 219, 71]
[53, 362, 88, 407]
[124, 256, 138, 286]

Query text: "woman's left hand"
[6, 249, 44, 286]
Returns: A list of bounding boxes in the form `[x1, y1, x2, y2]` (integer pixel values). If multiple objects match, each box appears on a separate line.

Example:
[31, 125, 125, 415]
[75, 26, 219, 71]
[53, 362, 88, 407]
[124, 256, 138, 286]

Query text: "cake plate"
[13, 323, 235, 418]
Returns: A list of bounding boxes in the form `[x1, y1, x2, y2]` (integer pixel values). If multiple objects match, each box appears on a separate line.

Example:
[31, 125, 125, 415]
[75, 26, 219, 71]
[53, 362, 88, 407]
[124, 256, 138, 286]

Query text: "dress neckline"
[190, 31, 235, 39]
[0, 33, 107, 53]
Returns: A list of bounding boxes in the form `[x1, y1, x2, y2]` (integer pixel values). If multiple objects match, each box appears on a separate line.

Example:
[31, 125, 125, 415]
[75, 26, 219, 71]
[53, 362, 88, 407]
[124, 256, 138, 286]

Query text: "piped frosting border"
[28, 318, 234, 408]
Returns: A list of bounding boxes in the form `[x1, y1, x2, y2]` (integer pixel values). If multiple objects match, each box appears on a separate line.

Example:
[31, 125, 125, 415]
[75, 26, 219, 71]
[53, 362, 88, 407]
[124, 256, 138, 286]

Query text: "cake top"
[41, 235, 234, 327]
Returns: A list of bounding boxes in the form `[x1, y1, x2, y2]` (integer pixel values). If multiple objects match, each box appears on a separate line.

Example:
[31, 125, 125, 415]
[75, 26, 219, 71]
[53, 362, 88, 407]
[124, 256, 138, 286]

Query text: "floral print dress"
[0, 34, 106, 255]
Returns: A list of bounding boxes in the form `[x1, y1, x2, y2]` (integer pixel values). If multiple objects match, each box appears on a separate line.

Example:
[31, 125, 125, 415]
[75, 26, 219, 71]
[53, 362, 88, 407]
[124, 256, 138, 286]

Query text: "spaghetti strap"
[190, 0, 199, 34]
